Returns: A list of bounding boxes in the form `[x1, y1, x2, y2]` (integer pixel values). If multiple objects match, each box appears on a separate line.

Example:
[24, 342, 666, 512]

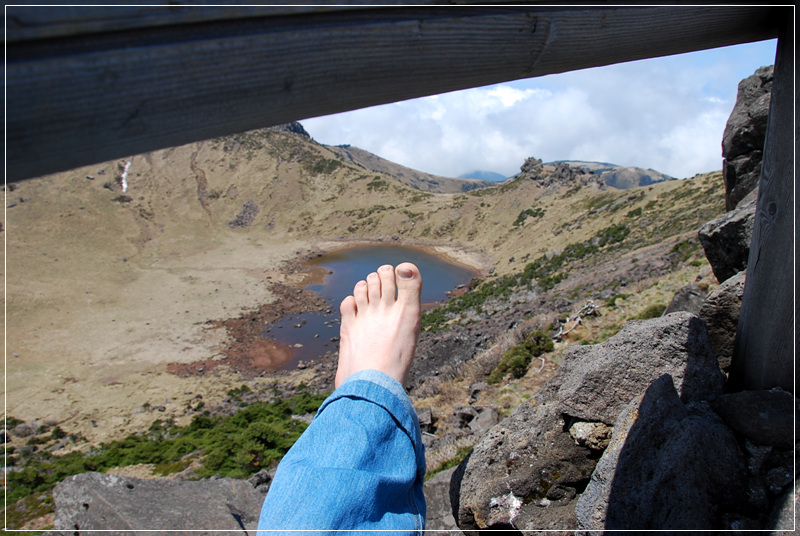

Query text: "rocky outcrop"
[47, 472, 265, 534]
[580, 384, 797, 532]
[518, 158, 605, 190]
[450, 305, 797, 532]
[269, 121, 311, 138]
[699, 270, 746, 369]
[698, 65, 772, 282]
[698, 187, 756, 282]
[450, 313, 724, 532]
[229, 199, 260, 228]
[663, 282, 706, 316]
[576, 375, 747, 531]
[722, 65, 773, 211]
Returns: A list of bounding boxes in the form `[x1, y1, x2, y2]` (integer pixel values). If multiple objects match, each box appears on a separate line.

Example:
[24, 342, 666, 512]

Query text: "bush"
[626, 207, 642, 218]
[6, 391, 329, 502]
[633, 304, 665, 320]
[513, 207, 545, 226]
[488, 330, 554, 384]
[422, 223, 632, 331]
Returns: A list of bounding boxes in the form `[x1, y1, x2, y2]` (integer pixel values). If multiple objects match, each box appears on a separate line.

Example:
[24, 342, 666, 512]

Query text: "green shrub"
[303, 157, 342, 175]
[633, 304, 665, 320]
[626, 207, 643, 218]
[422, 224, 632, 331]
[488, 330, 554, 384]
[6, 391, 329, 503]
[513, 207, 545, 226]
[366, 177, 389, 192]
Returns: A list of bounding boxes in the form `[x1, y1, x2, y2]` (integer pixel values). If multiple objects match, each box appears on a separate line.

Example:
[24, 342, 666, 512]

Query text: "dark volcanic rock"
[408, 328, 485, 396]
[699, 270, 746, 369]
[576, 375, 746, 531]
[715, 388, 796, 450]
[722, 65, 773, 210]
[49, 472, 265, 534]
[663, 282, 706, 316]
[451, 313, 724, 532]
[424, 467, 459, 530]
[698, 188, 756, 283]
[229, 199, 260, 228]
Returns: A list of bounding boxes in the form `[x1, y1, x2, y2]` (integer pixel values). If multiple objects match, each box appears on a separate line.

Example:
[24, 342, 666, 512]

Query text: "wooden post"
[729, 13, 796, 394]
[6, 5, 778, 182]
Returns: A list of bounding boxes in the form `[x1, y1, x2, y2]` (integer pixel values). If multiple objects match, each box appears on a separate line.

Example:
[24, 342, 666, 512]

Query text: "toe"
[367, 272, 381, 305]
[353, 280, 368, 310]
[395, 262, 422, 304]
[340, 295, 357, 320]
[377, 265, 397, 304]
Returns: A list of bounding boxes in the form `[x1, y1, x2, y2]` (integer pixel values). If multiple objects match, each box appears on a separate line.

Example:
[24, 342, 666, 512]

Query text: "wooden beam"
[6, 5, 779, 181]
[729, 13, 795, 394]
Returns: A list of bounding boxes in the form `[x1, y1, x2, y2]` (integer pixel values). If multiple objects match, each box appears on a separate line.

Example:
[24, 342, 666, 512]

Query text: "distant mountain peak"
[458, 170, 507, 182]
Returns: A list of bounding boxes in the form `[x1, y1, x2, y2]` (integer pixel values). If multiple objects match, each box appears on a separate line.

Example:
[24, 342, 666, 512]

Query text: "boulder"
[699, 270, 746, 369]
[714, 388, 796, 450]
[416, 406, 436, 434]
[663, 282, 706, 316]
[450, 400, 595, 533]
[424, 467, 459, 531]
[451, 313, 724, 532]
[49, 472, 265, 534]
[468, 382, 489, 404]
[568, 421, 612, 451]
[576, 375, 747, 531]
[722, 65, 773, 210]
[698, 188, 756, 283]
[553, 313, 724, 425]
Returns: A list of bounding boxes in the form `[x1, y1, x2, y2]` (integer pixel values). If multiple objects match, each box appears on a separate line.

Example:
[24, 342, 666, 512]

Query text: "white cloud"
[303, 40, 777, 180]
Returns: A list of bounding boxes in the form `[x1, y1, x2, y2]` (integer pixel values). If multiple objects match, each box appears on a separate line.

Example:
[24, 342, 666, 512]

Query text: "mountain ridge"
[326, 143, 494, 194]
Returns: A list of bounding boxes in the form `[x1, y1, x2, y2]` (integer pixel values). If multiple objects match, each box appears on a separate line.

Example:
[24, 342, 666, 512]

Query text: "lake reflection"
[264, 245, 477, 369]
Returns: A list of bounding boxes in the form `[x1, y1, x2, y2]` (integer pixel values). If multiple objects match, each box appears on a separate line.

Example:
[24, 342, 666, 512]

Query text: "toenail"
[397, 267, 414, 279]
[380, 265, 393, 272]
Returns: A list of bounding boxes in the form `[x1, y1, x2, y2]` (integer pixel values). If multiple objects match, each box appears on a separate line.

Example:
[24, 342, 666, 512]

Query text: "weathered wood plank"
[5, 4, 372, 42]
[728, 13, 795, 393]
[6, 6, 779, 181]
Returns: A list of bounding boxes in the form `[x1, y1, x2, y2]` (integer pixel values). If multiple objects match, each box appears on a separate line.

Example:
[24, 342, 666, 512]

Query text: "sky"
[303, 39, 778, 181]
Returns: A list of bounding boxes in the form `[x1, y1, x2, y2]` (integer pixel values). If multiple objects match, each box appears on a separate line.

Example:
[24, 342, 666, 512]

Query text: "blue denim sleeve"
[257, 370, 426, 535]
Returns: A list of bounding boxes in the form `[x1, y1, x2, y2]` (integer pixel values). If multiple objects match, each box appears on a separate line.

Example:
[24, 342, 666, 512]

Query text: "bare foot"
[335, 263, 422, 389]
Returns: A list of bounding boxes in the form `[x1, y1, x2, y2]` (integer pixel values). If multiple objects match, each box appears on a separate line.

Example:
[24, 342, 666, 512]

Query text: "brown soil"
[169, 283, 329, 379]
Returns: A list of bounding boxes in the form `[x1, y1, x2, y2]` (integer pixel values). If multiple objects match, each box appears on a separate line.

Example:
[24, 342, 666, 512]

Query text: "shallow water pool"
[264, 245, 477, 369]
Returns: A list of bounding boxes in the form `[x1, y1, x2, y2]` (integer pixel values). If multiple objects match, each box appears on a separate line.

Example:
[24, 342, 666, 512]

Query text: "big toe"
[395, 262, 422, 304]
